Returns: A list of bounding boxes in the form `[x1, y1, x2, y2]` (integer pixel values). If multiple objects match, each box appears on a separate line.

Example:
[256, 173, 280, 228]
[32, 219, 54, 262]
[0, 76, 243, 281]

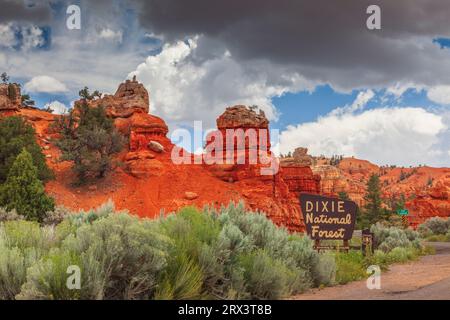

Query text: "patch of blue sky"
[433, 37, 450, 49]
[271, 85, 358, 130]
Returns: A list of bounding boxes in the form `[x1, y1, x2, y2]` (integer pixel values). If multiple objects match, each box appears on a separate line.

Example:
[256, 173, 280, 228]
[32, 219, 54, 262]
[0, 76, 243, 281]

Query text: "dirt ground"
[291, 242, 450, 300]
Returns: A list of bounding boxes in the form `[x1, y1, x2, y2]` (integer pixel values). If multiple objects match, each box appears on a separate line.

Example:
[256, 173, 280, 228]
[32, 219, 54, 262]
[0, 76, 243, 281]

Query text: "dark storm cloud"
[131, 0, 450, 90]
[0, 0, 51, 23]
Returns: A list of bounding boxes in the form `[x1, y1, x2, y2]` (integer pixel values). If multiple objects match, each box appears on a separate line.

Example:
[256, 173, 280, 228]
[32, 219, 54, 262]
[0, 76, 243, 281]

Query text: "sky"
[0, 0, 450, 167]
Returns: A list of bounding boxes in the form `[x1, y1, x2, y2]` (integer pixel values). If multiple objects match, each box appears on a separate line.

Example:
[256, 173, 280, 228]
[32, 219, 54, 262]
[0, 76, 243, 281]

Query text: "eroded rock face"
[74, 79, 170, 177]
[280, 166, 321, 197]
[407, 174, 450, 228]
[0, 83, 21, 111]
[84, 78, 149, 118]
[217, 105, 269, 129]
[429, 177, 450, 200]
[14, 80, 445, 232]
[206, 105, 272, 180]
[128, 113, 169, 151]
[205, 108, 324, 231]
[112, 79, 150, 116]
[281, 147, 315, 166]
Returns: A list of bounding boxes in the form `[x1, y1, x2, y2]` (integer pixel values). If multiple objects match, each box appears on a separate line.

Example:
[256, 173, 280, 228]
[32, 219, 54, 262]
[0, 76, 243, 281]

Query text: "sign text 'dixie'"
[300, 194, 357, 240]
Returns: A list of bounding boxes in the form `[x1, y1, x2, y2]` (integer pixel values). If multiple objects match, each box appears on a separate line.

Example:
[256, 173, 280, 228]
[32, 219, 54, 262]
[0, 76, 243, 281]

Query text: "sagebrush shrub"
[417, 224, 433, 238]
[0, 201, 349, 300]
[43, 206, 72, 226]
[17, 248, 83, 300]
[67, 199, 116, 226]
[238, 250, 299, 300]
[19, 214, 171, 300]
[419, 217, 449, 236]
[155, 253, 204, 300]
[371, 223, 421, 253]
[0, 208, 24, 222]
[0, 221, 55, 299]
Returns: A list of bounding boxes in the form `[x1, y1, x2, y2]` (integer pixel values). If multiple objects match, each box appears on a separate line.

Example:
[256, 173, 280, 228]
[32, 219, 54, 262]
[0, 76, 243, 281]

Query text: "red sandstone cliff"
[311, 157, 450, 227]
[0, 80, 323, 232]
[0, 79, 448, 230]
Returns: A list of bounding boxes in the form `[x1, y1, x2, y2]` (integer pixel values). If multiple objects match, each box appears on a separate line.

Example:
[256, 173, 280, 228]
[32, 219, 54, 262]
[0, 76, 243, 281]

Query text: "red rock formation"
[312, 164, 366, 206]
[213, 105, 270, 165]
[84, 77, 150, 118]
[280, 166, 321, 196]
[73, 79, 170, 178]
[2, 79, 448, 230]
[407, 173, 450, 228]
[312, 157, 449, 227]
[280, 148, 320, 197]
[205, 106, 272, 181]
[203, 106, 325, 230]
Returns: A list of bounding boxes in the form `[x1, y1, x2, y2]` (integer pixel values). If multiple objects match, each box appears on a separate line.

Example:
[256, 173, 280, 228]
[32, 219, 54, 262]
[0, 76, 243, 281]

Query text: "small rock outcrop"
[216, 105, 269, 129]
[206, 105, 271, 182]
[184, 192, 199, 200]
[280, 147, 320, 197]
[280, 147, 315, 167]
[148, 140, 164, 153]
[85, 78, 149, 118]
[0, 83, 21, 111]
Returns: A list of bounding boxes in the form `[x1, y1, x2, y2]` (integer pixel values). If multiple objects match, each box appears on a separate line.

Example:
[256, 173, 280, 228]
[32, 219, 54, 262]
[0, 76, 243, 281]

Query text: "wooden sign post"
[299, 193, 358, 252]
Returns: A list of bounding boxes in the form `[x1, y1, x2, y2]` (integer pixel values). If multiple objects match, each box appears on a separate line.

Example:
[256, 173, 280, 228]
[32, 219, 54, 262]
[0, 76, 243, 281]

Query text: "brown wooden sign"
[299, 193, 357, 241]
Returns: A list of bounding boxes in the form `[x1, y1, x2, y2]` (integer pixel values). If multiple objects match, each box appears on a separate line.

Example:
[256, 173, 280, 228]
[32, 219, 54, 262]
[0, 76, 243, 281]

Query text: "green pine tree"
[0, 116, 53, 183]
[361, 174, 389, 227]
[55, 97, 124, 183]
[0, 149, 55, 221]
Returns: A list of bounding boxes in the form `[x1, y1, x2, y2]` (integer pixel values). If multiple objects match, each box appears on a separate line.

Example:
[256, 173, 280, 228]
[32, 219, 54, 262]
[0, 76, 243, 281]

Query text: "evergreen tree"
[55, 99, 124, 183]
[78, 86, 102, 101]
[1, 72, 9, 83]
[0, 116, 53, 183]
[361, 174, 389, 226]
[21, 94, 35, 107]
[0, 149, 55, 221]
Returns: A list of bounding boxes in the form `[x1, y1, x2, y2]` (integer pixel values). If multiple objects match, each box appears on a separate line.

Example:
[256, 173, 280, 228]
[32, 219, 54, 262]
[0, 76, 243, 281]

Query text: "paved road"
[291, 242, 450, 300]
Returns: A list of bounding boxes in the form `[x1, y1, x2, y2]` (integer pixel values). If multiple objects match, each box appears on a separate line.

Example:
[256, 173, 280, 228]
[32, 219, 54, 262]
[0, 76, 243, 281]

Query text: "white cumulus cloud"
[25, 75, 69, 93]
[129, 38, 316, 128]
[427, 85, 450, 105]
[279, 107, 448, 167]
